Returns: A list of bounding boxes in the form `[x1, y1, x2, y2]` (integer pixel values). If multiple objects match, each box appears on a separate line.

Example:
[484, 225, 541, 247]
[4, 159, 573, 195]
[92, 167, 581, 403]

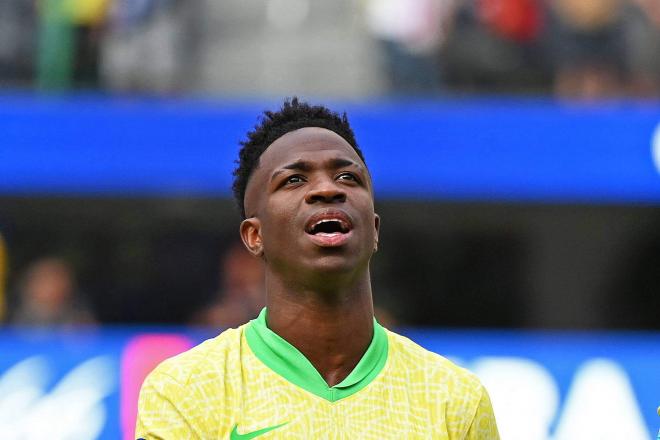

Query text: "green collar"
[245, 308, 388, 402]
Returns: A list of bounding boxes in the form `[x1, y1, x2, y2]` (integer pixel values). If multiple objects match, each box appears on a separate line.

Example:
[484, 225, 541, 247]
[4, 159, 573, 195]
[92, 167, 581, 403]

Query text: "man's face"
[241, 127, 379, 278]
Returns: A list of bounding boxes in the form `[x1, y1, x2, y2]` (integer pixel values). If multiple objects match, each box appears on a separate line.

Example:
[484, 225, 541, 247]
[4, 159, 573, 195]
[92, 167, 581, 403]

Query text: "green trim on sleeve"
[245, 308, 388, 402]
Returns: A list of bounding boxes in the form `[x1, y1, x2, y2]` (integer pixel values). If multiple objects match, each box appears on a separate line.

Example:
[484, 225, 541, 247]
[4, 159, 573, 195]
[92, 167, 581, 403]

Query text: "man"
[136, 98, 500, 439]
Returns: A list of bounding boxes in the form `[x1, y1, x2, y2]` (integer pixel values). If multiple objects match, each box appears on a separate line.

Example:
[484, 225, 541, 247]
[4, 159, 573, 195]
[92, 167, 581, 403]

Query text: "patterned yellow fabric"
[136, 325, 499, 439]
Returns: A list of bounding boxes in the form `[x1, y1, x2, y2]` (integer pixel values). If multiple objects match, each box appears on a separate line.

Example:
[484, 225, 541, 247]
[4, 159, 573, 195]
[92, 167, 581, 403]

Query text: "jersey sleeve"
[464, 385, 500, 440]
[135, 370, 203, 440]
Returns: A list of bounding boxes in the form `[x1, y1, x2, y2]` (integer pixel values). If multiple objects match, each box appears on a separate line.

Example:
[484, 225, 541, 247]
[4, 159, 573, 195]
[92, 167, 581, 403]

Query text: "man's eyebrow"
[270, 158, 362, 181]
[271, 160, 312, 181]
[327, 158, 358, 169]
[283, 159, 313, 172]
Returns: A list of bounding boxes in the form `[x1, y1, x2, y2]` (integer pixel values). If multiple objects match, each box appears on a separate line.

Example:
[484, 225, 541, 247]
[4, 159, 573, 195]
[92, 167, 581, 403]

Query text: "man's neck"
[264, 275, 375, 387]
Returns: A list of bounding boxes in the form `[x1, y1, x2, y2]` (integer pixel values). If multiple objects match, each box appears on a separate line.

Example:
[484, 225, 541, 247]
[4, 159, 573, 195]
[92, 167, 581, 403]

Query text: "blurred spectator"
[479, 0, 544, 41]
[625, 0, 660, 96]
[9, 257, 96, 326]
[36, 0, 110, 90]
[101, 0, 197, 93]
[441, 0, 551, 92]
[373, 305, 398, 329]
[191, 243, 265, 329]
[365, 0, 454, 94]
[0, 0, 37, 87]
[548, 0, 627, 98]
[69, 0, 111, 88]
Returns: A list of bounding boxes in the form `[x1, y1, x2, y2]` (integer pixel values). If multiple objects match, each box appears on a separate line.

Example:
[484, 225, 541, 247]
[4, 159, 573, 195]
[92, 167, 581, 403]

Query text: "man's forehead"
[258, 127, 362, 168]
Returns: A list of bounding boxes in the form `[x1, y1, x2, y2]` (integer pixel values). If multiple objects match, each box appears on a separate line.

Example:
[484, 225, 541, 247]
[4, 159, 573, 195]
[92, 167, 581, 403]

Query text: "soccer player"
[136, 99, 500, 439]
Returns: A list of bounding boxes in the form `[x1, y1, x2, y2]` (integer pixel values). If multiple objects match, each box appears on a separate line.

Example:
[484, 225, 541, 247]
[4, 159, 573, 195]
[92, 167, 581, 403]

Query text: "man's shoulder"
[384, 330, 500, 438]
[385, 329, 484, 396]
[148, 324, 246, 387]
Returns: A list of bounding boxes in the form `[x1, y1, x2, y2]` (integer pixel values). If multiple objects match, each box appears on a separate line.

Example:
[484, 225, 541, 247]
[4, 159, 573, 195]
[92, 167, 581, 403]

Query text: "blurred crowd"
[1, 0, 659, 98]
[0, 231, 95, 326]
[0, 233, 268, 327]
[0, 231, 397, 328]
[367, 0, 660, 98]
[6, 256, 96, 326]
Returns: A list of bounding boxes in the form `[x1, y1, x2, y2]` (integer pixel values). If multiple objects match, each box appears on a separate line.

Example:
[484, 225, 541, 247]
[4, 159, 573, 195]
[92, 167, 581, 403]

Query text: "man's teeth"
[310, 218, 348, 234]
[315, 219, 342, 225]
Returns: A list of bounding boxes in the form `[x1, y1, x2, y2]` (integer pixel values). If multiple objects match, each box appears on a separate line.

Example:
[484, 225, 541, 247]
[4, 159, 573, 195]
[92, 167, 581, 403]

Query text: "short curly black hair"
[233, 97, 366, 218]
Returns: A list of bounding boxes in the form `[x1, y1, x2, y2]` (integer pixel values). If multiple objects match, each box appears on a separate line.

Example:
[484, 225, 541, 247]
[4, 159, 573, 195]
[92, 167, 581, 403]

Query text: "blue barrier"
[2, 96, 660, 203]
[0, 327, 658, 439]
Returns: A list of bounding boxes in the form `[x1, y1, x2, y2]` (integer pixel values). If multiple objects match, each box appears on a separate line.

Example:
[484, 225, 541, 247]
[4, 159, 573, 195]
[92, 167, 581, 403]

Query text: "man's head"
[233, 97, 365, 219]
[234, 99, 379, 283]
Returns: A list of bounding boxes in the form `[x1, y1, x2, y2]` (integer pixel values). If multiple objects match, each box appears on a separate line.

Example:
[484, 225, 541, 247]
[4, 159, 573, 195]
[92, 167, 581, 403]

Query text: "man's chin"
[300, 254, 363, 277]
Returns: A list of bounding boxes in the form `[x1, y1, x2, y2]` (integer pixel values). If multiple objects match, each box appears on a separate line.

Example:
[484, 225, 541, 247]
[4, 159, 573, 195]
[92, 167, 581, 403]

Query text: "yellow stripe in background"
[64, 0, 111, 25]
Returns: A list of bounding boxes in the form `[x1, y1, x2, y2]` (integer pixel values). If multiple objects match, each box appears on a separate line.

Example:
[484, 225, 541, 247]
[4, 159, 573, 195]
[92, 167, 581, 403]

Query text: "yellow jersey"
[136, 309, 499, 439]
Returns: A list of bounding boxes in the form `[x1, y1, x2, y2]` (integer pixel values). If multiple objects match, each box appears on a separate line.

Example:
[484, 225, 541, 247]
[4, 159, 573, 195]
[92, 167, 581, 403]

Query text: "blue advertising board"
[2, 96, 660, 203]
[0, 327, 658, 439]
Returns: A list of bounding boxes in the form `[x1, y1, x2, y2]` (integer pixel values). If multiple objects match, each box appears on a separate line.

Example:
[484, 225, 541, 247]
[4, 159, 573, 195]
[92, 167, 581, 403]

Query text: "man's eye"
[285, 175, 305, 184]
[337, 172, 358, 182]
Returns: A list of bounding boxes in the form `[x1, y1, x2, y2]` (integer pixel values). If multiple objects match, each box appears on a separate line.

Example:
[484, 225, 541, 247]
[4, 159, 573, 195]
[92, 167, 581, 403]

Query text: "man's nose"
[304, 179, 347, 204]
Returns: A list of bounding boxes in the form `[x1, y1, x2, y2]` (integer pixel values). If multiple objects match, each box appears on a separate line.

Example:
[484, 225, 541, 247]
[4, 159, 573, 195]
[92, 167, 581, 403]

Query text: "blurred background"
[1, 0, 660, 438]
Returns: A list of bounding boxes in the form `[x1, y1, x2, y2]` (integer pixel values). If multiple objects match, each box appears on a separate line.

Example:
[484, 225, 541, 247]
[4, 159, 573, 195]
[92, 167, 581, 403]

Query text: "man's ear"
[240, 217, 264, 257]
[373, 213, 380, 252]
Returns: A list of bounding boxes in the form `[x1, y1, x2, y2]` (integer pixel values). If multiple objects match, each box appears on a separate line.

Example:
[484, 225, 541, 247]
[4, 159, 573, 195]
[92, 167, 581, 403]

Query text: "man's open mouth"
[304, 211, 353, 246]
[307, 219, 350, 236]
